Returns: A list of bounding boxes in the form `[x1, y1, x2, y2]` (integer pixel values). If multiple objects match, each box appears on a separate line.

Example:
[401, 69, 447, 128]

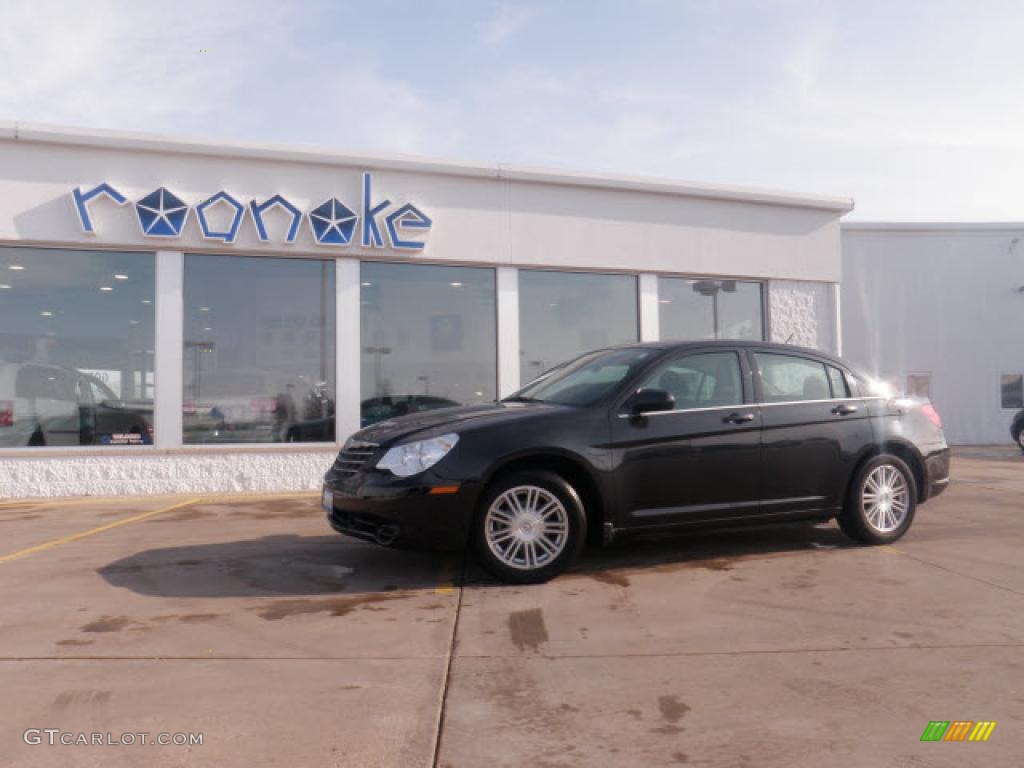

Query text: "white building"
[842, 223, 1024, 445]
[0, 122, 849, 498]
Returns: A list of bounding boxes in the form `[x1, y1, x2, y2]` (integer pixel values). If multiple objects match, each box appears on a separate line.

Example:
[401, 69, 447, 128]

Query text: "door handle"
[831, 404, 858, 415]
[723, 412, 756, 424]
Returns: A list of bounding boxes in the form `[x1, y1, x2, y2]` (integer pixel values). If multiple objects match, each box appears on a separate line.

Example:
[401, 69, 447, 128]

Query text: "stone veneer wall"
[0, 449, 338, 499]
[767, 280, 836, 353]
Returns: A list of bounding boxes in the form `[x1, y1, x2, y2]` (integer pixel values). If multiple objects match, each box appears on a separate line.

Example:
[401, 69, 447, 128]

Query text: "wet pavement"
[0, 449, 1022, 766]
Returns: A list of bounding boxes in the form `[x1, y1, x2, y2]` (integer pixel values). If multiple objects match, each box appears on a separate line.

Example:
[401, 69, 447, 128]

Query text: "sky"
[2, 0, 1023, 221]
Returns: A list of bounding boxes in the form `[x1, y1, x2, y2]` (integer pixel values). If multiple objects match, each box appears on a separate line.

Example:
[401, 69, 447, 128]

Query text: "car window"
[88, 377, 116, 404]
[509, 347, 657, 406]
[638, 351, 743, 411]
[754, 352, 831, 403]
[827, 366, 850, 398]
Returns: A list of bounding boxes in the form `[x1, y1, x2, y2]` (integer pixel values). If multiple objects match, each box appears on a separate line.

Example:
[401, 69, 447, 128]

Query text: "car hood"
[351, 401, 556, 446]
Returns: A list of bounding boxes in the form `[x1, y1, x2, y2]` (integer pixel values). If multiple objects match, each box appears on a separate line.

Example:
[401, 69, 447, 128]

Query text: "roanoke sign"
[70, 172, 432, 251]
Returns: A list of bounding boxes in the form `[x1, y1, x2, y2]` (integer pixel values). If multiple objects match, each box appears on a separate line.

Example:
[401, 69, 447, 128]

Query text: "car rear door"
[751, 350, 871, 515]
[609, 349, 762, 527]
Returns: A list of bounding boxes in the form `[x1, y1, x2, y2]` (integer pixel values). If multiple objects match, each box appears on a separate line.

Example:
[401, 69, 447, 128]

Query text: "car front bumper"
[322, 471, 480, 551]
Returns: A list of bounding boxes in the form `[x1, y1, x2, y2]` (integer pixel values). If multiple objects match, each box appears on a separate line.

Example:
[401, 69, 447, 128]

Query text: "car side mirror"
[630, 388, 674, 416]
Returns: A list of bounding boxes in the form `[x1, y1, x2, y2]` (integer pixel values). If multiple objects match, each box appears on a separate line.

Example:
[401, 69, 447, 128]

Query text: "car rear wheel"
[838, 455, 917, 545]
[473, 470, 586, 584]
[1016, 427, 1024, 453]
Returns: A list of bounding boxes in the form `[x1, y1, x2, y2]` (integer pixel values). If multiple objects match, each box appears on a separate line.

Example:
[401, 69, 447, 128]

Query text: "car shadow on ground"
[99, 522, 854, 598]
[97, 534, 454, 598]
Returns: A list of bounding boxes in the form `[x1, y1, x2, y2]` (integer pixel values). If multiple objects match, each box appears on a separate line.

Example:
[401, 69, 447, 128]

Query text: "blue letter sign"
[70, 173, 431, 249]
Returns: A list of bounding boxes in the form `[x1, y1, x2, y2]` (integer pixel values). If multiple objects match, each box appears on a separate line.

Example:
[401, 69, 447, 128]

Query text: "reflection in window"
[519, 270, 638, 385]
[0, 247, 155, 448]
[640, 352, 744, 410]
[754, 352, 830, 403]
[183, 255, 335, 444]
[361, 262, 496, 426]
[512, 347, 656, 407]
[905, 373, 930, 399]
[1002, 374, 1024, 410]
[659, 278, 763, 341]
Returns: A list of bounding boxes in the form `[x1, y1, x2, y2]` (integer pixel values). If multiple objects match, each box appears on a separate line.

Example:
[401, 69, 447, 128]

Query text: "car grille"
[333, 440, 379, 477]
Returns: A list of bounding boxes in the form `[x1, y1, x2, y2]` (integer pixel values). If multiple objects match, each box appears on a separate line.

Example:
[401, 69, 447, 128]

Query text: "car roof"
[607, 339, 849, 367]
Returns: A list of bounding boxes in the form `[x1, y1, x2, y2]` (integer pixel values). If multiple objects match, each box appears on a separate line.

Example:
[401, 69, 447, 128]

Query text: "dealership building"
[4, 124, 1015, 499]
[0, 123, 851, 497]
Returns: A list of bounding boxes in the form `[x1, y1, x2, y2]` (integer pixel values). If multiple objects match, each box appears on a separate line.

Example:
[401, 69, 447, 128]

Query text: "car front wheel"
[838, 455, 917, 545]
[472, 470, 586, 584]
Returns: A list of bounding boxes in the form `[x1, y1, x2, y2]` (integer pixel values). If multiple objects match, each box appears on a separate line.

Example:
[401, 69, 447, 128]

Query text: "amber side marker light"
[428, 485, 461, 495]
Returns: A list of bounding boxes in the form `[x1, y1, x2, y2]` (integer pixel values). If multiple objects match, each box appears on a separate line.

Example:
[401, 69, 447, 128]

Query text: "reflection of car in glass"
[183, 369, 334, 444]
[0, 362, 152, 447]
[1012, 410, 1024, 452]
[361, 395, 460, 427]
[323, 341, 951, 584]
[283, 395, 462, 442]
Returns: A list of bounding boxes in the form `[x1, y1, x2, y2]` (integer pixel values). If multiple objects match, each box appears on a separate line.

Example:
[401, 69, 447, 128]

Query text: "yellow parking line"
[0, 490, 319, 512]
[879, 545, 904, 556]
[0, 498, 201, 565]
[435, 556, 459, 595]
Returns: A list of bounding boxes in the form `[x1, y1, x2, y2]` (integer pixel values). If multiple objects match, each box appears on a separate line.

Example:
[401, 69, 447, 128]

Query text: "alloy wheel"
[484, 485, 569, 570]
[862, 464, 910, 533]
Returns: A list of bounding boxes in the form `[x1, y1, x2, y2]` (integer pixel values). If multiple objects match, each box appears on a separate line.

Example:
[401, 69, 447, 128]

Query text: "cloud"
[478, 3, 537, 46]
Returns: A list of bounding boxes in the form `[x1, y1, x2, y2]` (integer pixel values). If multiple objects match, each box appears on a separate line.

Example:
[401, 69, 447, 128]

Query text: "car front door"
[610, 349, 762, 527]
[751, 350, 872, 515]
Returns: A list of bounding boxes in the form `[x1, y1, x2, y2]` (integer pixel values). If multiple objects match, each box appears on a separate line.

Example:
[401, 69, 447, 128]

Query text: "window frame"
[749, 350, 846, 405]
[181, 251, 338, 447]
[359, 260, 499, 427]
[1000, 373, 1024, 411]
[656, 275, 767, 343]
[0, 244, 159, 454]
[616, 347, 754, 416]
[517, 267, 641, 387]
[905, 372, 932, 400]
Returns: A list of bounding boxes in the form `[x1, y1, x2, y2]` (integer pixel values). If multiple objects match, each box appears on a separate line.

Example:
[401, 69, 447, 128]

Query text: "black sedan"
[323, 341, 950, 583]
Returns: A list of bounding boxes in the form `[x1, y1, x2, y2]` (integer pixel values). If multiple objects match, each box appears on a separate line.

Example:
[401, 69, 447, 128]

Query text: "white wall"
[0, 125, 847, 282]
[842, 224, 1024, 444]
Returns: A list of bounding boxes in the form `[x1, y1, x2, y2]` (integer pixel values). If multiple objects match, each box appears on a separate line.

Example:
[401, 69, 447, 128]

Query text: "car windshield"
[505, 347, 657, 406]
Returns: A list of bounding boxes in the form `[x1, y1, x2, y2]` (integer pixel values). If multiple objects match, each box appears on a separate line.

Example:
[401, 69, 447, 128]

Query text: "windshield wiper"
[503, 395, 543, 403]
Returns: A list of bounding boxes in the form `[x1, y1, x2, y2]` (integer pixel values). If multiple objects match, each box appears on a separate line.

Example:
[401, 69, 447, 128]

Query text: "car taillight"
[921, 402, 943, 429]
[0, 401, 12, 427]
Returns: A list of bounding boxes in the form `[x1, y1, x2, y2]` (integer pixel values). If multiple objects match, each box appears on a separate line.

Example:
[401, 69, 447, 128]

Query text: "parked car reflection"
[184, 370, 335, 444]
[0, 362, 152, 447]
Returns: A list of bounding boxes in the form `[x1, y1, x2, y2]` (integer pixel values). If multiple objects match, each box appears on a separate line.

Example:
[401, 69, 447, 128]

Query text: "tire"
[472, 470, 587, 584]
[1015, 426, 1024, 453]
[838, 454, 917, 545]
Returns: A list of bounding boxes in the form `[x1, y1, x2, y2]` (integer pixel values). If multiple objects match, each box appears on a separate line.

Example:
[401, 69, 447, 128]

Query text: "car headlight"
[376, 433, 459, 477]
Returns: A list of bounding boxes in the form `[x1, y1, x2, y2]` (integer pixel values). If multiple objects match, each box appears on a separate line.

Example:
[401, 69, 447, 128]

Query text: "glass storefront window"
[518, 270, 638, 385]
[361, 262, 496, 426]
[183, 255, 335, 444]
[0, 247, 155, 448]
[659, 277, 764, 341]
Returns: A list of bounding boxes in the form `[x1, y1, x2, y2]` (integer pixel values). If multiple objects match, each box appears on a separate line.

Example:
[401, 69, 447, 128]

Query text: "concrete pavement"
[0, 450, 1021, 766]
